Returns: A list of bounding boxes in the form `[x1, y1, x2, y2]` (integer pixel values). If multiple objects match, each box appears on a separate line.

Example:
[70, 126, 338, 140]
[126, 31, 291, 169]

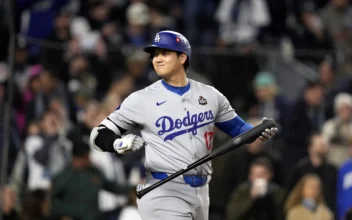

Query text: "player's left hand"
[258, 117, 278, 141]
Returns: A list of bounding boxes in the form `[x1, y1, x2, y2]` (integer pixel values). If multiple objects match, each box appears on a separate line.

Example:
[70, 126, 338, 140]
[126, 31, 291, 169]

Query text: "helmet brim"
[143, 44, 186, 54]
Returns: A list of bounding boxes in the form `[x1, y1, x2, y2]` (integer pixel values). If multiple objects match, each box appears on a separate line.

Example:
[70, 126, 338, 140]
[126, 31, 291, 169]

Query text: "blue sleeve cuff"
[240, 123, 254, 134]
[215, 116, 253, 138]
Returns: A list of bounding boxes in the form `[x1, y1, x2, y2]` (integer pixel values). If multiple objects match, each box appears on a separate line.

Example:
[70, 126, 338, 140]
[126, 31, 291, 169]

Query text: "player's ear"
[179, 53, 187, 65]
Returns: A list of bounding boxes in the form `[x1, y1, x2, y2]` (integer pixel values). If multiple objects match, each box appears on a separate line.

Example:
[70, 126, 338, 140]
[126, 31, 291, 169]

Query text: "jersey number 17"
[204, 131, 214, 150]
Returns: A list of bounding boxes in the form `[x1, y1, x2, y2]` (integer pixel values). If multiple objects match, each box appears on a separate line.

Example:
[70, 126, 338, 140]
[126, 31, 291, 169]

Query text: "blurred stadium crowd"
[0, 0, 352, 220]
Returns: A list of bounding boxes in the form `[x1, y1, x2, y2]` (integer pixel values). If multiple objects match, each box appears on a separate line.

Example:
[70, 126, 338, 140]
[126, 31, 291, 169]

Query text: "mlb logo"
[154, 33, 160, 42]
[198, 96, 207, 105]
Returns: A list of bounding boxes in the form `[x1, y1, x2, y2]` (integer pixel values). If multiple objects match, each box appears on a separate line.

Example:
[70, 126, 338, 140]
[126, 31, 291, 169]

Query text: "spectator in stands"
[50, 140, 130, 220]
[23, 65, 42, 107]
[90, 24, 125, 97]
[148, 0, 177, 35]
[66, 37, 82, 59]
[25, 68, 70, 125]
[250, 71, 289, 143]
[337, 156, 352, 220]
[49, 98, 73, 136]
[289, 0, 332, 49]
[100, 21, 124, 49]
[87, 1, 112, 31]
[16, 0, 71, 61]
[320, 0, 352, 51]
[67, 54, 97, 105]
[14, 42, 30, 92]
[285, 174, 333, 220]
[6, 120, 42, 212]
[124, 2, 151, 46]
[319, 56, 336, 86]
[41, 10, 72, 84]
[286, 133, 337, 214]
[284, 81, 324, 172]
[323, 93, 352, 167]
[215, 0, 271, 49]
[25, 110, 72, 191]
[182, 0, 218, 46]
[318, 56, 340, 119]
[318, 56, 352, 101]
[226, 157, 285, 220]
[70, 1, 112, 54]
[320, 0, 352, 74]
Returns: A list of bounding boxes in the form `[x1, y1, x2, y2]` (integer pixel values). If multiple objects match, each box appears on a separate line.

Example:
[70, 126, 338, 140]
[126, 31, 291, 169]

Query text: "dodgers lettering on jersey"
[101, 79, 237, 175]
[156, 110, 214, 141]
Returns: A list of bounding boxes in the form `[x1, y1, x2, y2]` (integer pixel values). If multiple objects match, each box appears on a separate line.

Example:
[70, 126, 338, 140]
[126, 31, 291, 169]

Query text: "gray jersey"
[101, 79, 237, 175]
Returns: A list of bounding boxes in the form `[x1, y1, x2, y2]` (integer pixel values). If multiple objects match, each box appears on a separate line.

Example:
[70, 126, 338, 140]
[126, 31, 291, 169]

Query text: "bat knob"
[136, 191, 142, 199]
[261, 118, 276, 128]
[136, 184, 145, 199]
[136, 190, 146, 199]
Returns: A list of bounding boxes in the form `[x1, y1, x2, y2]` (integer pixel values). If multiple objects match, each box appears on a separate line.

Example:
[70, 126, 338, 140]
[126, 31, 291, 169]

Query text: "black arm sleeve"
[95, 125, 126, 152]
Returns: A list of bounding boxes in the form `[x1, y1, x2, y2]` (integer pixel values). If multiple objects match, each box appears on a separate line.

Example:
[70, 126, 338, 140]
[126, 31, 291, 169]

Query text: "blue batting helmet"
[143, 30, 191, 63]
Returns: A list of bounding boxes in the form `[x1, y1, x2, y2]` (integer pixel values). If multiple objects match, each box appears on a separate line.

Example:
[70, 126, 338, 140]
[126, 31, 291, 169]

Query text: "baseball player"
[90, 30, 278, 220]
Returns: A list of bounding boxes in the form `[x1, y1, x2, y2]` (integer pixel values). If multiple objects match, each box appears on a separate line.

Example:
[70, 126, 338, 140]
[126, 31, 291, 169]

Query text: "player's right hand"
[113, 134, 145, 154]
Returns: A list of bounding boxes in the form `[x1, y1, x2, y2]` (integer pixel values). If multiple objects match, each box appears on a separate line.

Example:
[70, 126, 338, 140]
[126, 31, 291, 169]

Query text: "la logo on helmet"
[154, 34, 160, 42]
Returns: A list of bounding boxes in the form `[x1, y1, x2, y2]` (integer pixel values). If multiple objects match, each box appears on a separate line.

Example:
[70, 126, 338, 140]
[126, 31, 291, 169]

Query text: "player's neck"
[163, 72, 188, 87]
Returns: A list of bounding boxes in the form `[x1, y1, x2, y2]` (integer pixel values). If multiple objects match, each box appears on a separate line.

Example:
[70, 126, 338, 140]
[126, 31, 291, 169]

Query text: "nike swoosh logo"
[156, 101, 167, 106]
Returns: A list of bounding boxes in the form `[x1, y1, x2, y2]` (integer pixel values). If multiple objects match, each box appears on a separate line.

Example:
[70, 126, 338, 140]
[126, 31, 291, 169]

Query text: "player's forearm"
[215, 116, 253, 138]
[90, 124, 145, 154]
[91, 126, 120, 152]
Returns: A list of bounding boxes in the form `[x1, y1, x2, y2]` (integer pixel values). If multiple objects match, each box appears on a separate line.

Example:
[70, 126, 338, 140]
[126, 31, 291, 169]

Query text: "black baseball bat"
[136, 118, 276, 199]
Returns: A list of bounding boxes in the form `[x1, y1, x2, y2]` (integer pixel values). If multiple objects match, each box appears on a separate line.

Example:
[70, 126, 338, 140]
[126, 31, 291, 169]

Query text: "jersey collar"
[161, 79, 191, 96]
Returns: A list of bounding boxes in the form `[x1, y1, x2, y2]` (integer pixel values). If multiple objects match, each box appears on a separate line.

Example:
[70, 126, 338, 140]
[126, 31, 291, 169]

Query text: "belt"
[151, 172, 208, 187]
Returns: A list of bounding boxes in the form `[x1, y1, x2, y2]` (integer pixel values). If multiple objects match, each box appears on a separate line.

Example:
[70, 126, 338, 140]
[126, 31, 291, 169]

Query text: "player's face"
[152, 49, 187, 78]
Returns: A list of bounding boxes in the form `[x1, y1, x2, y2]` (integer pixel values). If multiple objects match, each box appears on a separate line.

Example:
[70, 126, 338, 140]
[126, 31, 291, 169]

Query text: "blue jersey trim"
[161, 80, 190, 96]
[215, 116, 254, 138]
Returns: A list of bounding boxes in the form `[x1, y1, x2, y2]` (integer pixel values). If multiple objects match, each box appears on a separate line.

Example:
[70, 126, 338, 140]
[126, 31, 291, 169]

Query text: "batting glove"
[258, 117, 278, 141]
[113, 134, 145, 154]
